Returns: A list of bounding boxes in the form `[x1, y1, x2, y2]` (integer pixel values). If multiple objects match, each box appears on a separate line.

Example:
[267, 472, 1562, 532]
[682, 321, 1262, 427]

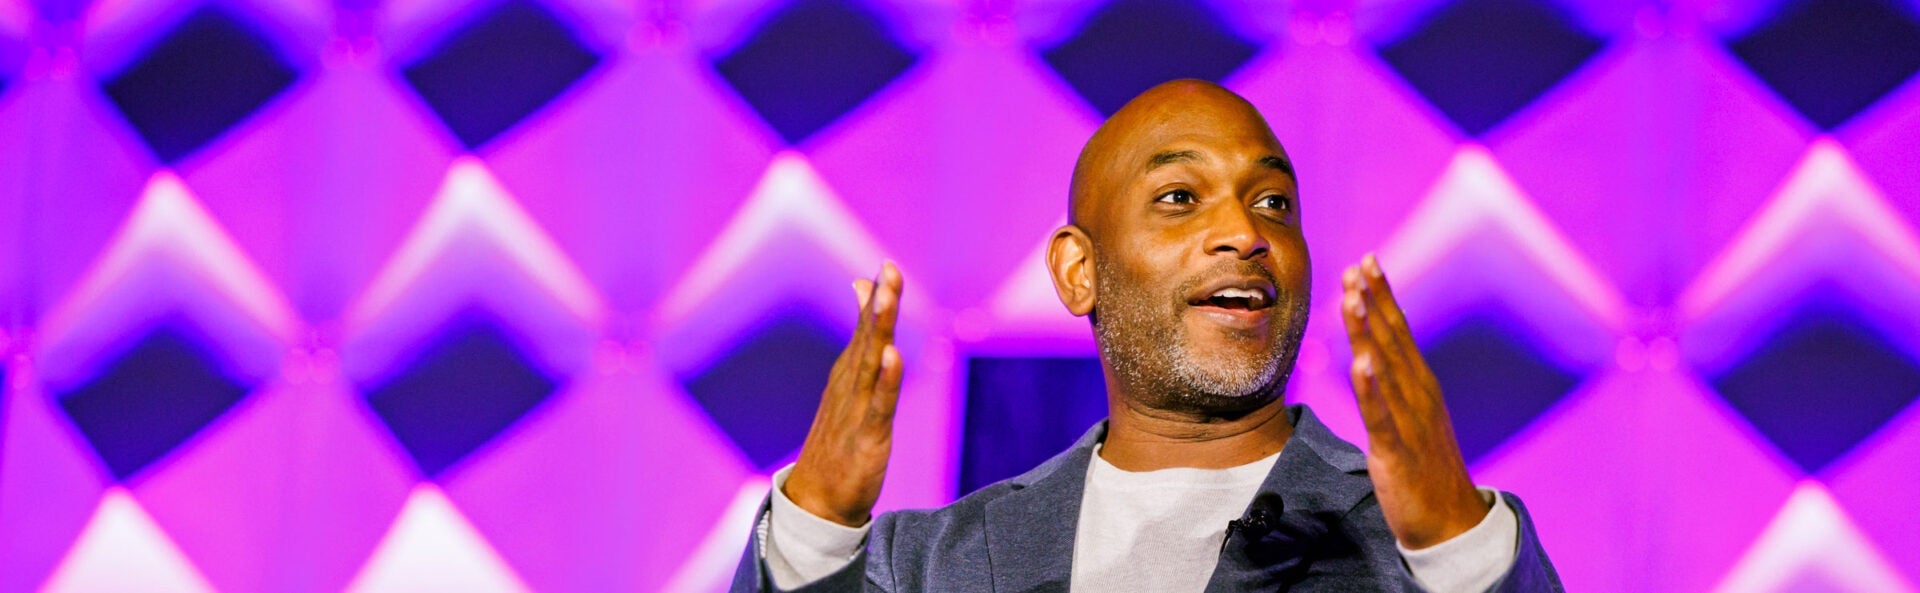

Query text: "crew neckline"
[1087, 443, 1281, 489]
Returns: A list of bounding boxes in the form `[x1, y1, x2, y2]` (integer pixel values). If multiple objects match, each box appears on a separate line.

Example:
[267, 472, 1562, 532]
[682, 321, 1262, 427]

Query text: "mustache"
[1175, 259, 1281, 301]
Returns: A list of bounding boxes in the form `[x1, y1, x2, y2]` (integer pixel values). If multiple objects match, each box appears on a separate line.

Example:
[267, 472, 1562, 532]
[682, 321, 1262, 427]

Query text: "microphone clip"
[1221, 493, 1284, 552]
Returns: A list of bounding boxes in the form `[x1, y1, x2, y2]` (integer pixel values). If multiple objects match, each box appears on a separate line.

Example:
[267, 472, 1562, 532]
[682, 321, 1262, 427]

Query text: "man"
[729, 80, 1561, 592]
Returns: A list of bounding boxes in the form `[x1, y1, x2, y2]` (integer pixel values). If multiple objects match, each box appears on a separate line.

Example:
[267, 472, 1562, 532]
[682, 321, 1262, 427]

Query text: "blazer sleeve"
[728, 494, 889, 593]
[1483, 492, 1565, 593]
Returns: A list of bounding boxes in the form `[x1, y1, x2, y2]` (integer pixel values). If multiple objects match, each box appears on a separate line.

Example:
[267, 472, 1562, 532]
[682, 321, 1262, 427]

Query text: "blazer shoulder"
[863, 482, 1017, 590]
[875, 479, 1018, 540]
[876, 427, 1094, 540]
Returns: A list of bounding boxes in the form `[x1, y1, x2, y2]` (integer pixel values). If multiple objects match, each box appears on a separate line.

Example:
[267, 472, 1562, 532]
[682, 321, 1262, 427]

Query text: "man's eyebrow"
[1259, 155, 1294, 177]
[1145, 151, 1294, 177]
[1147, 150, 1204, 171]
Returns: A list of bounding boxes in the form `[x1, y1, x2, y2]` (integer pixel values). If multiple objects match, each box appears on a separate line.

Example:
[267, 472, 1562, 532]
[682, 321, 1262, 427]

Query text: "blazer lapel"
[1205, 405, 1376, 591]
[984, 422, 1103, 593]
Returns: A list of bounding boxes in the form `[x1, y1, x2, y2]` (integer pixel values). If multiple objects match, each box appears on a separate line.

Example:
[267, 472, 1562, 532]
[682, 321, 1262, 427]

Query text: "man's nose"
[1204, 198, 1270, 260]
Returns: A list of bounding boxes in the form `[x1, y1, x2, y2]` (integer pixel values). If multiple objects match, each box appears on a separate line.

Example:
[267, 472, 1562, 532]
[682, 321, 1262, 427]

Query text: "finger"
[1340, 267, 1388, 377]
[1351, 350, 1399, 449]
[853, 263, 900, 394]
[1360, 254, 1431, 379]
[871, 262, 903, 344]
[1360, 253, 1409, 335]
[1350, 260, 1402, 356]
[869, 344, 905, 423]
[1339, 266, 1373, 351]
[1341, 267, 1394, 433]
[1351, 262, 1418, 407]
[1346, 265, 1424, 436]
[833, 275, 880, 409]
[834, 279, 875, 374]
[850, 275, 878, 345]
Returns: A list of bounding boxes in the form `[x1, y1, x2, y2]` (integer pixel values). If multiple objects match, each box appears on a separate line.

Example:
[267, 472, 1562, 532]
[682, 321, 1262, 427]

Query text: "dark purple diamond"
[1377, 0, 1604, 136]
[101, 6, 298, 163]
[1711, 301, 1920, 473]
[683, 313, 843, 469]
[1419, 312, 1584, 463]
[1727, 0, 1920, 129]
[364, 320, 559, 478]
[401, 0, 602, 149]
[1041, 0, 1260, 116]
[58, 328, 253, 480]
[712, 0, 919, 144]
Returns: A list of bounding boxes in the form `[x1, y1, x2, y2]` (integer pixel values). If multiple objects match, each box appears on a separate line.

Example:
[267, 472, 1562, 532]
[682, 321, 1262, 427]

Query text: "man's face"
[1082, 90, 1312, 413]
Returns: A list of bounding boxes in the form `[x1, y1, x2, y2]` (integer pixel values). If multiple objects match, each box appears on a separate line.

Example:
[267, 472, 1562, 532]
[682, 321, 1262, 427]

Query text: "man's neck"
[1097, 394, 1293, 472]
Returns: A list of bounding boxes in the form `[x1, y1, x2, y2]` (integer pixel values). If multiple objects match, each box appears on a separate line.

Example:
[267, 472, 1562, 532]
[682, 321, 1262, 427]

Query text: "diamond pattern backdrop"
[0, 0, 1917, 590]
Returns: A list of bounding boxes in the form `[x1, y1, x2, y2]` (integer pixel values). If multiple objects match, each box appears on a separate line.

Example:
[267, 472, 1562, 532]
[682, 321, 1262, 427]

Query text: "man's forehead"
[1109, 101, 1285, 160]
[1115, 120, 1291, 179]
[1144, 145, 1295, 177]
[1131, 130, 1286, 162]
[1068, 80, 1290, 222]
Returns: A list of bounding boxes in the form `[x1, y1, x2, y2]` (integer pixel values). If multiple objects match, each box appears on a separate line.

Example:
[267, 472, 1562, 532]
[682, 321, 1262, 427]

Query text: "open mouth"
[1188, 286, 1274, 312]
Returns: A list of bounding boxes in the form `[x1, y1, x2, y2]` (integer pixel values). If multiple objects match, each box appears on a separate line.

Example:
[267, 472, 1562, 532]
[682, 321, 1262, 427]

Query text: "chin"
[1179, 347, 1286, 398]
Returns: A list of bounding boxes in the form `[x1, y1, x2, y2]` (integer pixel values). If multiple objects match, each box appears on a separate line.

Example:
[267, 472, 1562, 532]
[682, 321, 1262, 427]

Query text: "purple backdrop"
[2, 0, 1919, 590]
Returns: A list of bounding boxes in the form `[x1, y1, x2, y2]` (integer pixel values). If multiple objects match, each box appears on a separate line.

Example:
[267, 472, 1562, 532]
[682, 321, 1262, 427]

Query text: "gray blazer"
[732, 405, 1563, 592]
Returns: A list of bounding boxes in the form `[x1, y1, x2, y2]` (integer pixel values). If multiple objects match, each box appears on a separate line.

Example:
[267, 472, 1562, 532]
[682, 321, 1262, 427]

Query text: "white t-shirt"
[1070, 444, 1280, 592]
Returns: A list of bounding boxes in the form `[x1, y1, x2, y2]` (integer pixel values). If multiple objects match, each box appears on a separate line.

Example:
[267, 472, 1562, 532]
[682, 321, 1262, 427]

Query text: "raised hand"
[783, 262, 907, 527]
[1340, 254, 1489, 549]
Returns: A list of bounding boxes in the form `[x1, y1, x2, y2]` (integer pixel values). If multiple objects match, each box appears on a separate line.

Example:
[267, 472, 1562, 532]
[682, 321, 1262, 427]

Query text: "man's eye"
[1255, 194, 1291, 212]
[1156, 189, 1197, 204]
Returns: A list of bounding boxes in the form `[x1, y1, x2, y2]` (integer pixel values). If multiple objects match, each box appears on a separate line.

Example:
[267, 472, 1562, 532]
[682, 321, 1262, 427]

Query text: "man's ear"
[1047, 225, 1097, 317]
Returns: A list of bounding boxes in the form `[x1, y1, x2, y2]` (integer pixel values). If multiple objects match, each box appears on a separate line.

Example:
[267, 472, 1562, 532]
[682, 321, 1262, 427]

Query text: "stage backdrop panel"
[1, 0, 1919, 590]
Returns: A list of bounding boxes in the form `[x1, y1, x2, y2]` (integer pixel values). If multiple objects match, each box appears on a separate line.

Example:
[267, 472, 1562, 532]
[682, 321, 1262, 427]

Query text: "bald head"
[1067, 80, 1291, 232]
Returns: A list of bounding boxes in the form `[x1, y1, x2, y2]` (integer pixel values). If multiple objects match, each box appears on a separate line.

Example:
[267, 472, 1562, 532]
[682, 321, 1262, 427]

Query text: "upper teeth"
[1212, 288, 1265, 300]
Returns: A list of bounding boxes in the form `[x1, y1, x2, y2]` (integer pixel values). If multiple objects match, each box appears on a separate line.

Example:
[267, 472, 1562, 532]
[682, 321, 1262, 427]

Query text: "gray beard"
[1090, 256, 1309, 411]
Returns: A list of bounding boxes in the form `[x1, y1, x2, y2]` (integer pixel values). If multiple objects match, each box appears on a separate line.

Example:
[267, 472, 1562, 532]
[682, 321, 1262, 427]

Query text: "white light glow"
[654, 151, 890, 328]
[1679, 138, 1920, 320]
[37, 488, 218, 593]
[1712, 480, 1916, 593]
[347, 156, 607, 332]
[342, 484, 533, 593]
[38, 170, 298, 347]
[1378, 145, 1629, 329]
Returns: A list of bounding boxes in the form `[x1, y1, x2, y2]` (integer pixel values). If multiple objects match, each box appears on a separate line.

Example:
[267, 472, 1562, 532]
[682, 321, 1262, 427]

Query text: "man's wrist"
[1401, 483, 1494, 549]
[782, 472, 871, 528]
[765, 465, 871, 590]
[1398, 488, 1519, 593]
